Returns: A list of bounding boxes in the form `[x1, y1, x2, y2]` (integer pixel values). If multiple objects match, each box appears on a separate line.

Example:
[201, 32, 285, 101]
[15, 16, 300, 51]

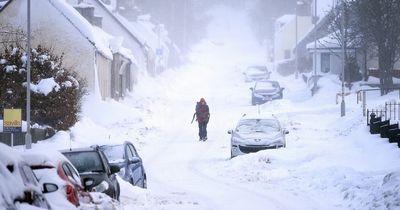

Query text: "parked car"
[60, 146, 121, 201]
[243, 65, 271, 82]
[100, 141, 147, 188]
[22, 152, 93, 208]
[228, 114, 289, 158]
[0, 143, 56, 210]
[250, 80, 284, 105]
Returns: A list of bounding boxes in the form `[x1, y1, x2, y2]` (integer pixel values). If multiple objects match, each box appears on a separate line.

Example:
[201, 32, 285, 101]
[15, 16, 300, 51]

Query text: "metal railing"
[367, 102, 400, 125]
[357, 88, 400, 116]
[367, 109, 386, 125]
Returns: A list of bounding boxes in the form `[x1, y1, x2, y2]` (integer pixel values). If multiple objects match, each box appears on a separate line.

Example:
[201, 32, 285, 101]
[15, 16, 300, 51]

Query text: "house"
[69, 0, 170, 77]
[273, 1, 313, 75]
[0, 0, 134, 100]
[306, 33, 357, 75]
[298, 0, 400, 80]
[274, 15, 312, 62]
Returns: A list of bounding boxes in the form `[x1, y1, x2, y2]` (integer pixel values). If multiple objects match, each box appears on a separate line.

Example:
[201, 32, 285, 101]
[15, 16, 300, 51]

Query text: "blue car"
[100, 141, 147, 188]
[250, 80, 284, 105]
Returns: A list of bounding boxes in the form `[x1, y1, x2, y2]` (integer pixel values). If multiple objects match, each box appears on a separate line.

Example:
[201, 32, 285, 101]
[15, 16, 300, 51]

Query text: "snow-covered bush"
[0, 45, 86, 130]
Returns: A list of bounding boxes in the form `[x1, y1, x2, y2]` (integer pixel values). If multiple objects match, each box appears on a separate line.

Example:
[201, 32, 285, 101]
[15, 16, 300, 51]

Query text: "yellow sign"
[3, 109, 22, 133]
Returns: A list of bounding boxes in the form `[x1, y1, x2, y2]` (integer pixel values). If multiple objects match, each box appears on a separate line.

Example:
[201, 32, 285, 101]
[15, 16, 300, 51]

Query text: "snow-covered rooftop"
[306, 33, 340, 49]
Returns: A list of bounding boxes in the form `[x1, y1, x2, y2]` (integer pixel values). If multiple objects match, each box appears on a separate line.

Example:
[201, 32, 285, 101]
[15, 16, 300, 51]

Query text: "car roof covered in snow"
[21, 149, 70, 168]
[0, 143, 23, 166]
[59, 145, 100, 154]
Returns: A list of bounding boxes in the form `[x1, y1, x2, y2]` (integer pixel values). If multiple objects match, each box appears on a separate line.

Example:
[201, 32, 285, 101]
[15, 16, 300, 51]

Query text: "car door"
[126, 143, 143, 185]
[19, 164, 52, 209]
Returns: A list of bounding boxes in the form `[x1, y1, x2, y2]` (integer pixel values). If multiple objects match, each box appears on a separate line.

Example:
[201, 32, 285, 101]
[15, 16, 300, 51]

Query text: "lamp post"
[295, 1, 305, 79]
[295, 4, 298, 79]
[313, 0, 317, 78]
[25, 0, 32, 149]
[340, 0, 346, 117]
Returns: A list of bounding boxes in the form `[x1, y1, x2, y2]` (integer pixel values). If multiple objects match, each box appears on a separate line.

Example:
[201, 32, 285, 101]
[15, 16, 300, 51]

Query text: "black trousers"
[198, 122, 208, 139]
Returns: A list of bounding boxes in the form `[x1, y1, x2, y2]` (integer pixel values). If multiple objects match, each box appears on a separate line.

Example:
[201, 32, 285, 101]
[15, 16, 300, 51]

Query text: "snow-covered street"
[105, 6, 400, 210]
[8, 4, 400, 210]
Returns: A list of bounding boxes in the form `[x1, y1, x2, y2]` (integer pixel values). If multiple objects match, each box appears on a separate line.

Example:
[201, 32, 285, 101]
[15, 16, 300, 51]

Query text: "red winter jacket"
[195, 101, 210, 123]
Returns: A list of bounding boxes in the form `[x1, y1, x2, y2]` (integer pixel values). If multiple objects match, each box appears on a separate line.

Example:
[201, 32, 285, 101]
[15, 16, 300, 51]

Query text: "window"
[321, 53, 330, 73]
[128, 144, 139, 157]
[63, 151, 105, 173]
[126, 145, 134, 159]
[20, 165, 38, 185]
[102, 145, 125, 161]
[63, 162, 80, 184]
[284, 50, 291, 59]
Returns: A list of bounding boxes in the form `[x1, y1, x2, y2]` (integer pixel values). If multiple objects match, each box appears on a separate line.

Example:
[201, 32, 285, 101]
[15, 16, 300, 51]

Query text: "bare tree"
[352, 0, 400, 94]
[0, 24, 25, 47]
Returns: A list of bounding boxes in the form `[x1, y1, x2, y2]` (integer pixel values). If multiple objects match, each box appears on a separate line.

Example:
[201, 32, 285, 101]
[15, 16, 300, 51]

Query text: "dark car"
[0, 143, 57, 210]
[100, 141, 147, 188]
[250, 80, 284, 105]
[60, 146, 121, 201]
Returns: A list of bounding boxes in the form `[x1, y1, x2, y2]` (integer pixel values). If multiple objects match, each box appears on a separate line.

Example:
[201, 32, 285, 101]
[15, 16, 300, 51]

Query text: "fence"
[368, 68, 400, 78]
[357, 88, 400, 117]
[367, 102, 400, 125]
[0, 127, 55, 147]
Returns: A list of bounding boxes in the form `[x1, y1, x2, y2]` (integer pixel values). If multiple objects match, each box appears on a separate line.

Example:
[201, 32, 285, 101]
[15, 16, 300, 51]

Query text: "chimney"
[74, 4, 102, 28]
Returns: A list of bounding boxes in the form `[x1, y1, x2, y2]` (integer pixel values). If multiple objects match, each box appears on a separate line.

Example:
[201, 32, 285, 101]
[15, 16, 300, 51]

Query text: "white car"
[228, 115, 288, 158]
[243, 65, 271, 82]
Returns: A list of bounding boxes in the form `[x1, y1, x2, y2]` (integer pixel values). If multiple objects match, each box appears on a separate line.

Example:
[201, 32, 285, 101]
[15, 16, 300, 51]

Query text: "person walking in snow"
[191, 98, 210, 141]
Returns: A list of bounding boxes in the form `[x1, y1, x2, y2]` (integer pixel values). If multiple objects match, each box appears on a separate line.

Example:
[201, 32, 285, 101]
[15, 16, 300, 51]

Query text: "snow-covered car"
[228, 115, 289, 158]
[100, 141, 147, 188]
[250, 80, 284, 105]
[243, 65, 271, 82]
[0, 143, 56, 210]
[61, 146, 121, 201]
[22, 152, 93, 208]
[0, 161, 26, 210]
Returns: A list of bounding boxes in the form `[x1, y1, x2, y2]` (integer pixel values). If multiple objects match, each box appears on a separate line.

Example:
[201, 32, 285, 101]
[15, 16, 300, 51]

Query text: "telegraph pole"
[25, 0, 32, 149]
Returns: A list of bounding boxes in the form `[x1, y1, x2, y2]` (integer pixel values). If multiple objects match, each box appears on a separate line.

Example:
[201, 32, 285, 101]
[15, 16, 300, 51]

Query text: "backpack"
[196, 102, 209, 123]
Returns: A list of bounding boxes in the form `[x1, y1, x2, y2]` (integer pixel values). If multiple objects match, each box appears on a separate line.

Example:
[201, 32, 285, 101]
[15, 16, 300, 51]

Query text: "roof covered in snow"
[0, 0, 114, 59]
[306, 33, 340, 49]
[0, 0, 9, 10]
[306, 31, 358, 50]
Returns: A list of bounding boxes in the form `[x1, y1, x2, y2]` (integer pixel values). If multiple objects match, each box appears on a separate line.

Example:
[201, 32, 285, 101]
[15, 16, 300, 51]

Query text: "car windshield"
[255, 81, 279, 91]
[237, 119, 280, 133]
[63, 151, 105, 173]
[102, 145, 124, 162]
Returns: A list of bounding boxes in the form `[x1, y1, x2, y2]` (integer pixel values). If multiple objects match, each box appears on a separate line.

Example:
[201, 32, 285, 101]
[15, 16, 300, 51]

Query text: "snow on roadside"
[196, 70, 400, 209]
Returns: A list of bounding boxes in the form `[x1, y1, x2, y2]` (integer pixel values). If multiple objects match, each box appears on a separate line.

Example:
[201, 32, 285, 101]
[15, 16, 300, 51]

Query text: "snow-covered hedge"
[0, 45, 86, 130]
